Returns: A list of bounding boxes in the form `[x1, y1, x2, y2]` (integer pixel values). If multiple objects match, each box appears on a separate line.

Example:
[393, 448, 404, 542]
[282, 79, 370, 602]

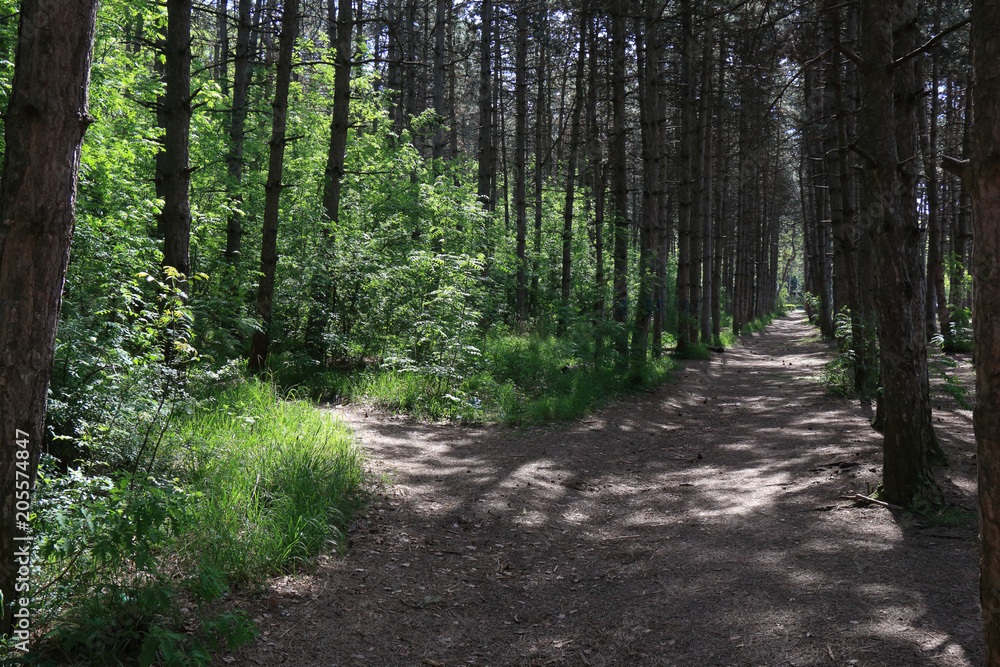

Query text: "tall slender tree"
[560, 10, 588, 322]
[514, 2, 529, 319]
[248, 0, 299, 372]
[160, 0, 193, 283]
[476, 0, 494, 209]
[609, 0, 629, 358]
[225, 0, 255, 260]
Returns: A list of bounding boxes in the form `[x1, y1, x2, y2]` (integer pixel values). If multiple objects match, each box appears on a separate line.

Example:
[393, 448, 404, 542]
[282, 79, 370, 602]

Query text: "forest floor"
[223, 310, 982, 667]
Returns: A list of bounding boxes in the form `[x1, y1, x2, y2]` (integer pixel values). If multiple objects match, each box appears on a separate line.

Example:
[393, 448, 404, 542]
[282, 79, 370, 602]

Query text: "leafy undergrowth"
[16, 380, 367, 666]
[277, 332, 679, 425]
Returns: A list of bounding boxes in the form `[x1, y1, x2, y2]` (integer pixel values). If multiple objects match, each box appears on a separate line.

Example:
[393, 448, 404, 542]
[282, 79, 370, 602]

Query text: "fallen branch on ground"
[839, 494, 905, 511]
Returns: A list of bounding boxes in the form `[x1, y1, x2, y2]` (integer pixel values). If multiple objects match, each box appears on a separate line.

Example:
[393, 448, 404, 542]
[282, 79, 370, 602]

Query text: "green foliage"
[26, 464, 255, 665]
[741, 313, 776, 335]
[928, 341, 972, 410]
[942, 308, 973, 354]
[49, 266, 201, 471]
[822, 310, 856, 395]
[672, 342, 712, 360]
[911, 505, 976, 528]
[338, 331, 676, 425]
[943, 253, 973, 353]
[167, 380, 367, 581]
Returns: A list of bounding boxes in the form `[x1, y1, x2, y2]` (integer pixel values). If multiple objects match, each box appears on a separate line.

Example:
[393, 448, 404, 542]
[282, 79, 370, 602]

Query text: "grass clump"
[316, 331, 677, 425]
[20, 379, 365, 665]
[672, 341, 712, 360]
[168, 380, 367, 580]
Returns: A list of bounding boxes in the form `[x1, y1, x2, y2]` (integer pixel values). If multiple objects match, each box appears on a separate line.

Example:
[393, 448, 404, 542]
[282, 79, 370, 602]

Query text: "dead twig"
[839, 494, 905, 511]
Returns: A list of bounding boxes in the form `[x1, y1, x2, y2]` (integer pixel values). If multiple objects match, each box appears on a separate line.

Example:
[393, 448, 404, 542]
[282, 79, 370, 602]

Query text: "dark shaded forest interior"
[0, 0, 999, 664]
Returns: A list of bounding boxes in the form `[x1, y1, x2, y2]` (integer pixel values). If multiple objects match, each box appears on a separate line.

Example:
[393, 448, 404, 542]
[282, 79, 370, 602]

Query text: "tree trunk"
[675, 0, 695, 348]
[0, 0, 97, 636]
[431, 0, 448, 168]
[531, 2, 547, 316]
[248, 0, 298, 372]
[858, 0, 941, 506]
[216, 0, 230, 95]
[698, 19, 714, 344]
[585, 13, 606, 364]
[322, 0, 354, 225]
[225, 0, 254, 259]
[387, 0, 403, 134]
[968, 2, 1000, 661]
[561, 11, 587, 325]
[631, 6, 664, 366]
[476, 0, 493, 209]
[609, 0, 629, 360]
[514, 3, 528, 320]
[160, 0, 193, 283]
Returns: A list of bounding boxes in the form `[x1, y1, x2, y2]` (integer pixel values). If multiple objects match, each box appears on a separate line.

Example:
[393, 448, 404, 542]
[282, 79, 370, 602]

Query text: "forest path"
[230, 311, 981, 667]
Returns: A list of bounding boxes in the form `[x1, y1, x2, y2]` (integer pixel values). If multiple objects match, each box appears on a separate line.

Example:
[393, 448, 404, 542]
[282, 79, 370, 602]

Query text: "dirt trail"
[228, 312, 981, 666]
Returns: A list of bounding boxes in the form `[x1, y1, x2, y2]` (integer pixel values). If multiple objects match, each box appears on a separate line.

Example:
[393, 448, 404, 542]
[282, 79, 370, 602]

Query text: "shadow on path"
[229, 311, 981, 667]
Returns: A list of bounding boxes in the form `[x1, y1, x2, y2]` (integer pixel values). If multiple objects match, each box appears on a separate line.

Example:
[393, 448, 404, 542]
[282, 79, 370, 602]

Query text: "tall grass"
[166, 380, 367, 581]
[316, 332, 678, 425]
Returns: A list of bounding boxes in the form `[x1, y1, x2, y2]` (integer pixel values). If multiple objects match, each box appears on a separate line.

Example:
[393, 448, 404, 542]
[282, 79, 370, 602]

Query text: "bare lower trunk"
[560, 12, 587, 323]
[248, 0, 298, 372]
[160, 0, 192, 282]
[967, 2, 1000, 660]
[225, 0, 253, 259]
[859, 0, 941, 506]
[609, 0, 629, 359]
[513, 4, 528, 320]
[476, 0, 493, 208]
[0, 0, 97, 635]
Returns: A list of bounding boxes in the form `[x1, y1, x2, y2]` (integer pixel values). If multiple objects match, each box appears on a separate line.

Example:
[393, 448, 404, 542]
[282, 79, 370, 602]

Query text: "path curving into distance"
[229, 311, 981, 667]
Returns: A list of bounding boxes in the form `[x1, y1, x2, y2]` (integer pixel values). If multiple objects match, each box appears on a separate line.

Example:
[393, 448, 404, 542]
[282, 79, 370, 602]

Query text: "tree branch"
[830, 40, 864, 67]
[941, 155, 970, 181]
[893, 17, 971, 69]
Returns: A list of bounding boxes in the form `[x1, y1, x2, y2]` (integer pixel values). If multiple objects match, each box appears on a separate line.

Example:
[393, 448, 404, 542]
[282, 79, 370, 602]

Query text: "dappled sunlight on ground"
[227, 312, 980, 666]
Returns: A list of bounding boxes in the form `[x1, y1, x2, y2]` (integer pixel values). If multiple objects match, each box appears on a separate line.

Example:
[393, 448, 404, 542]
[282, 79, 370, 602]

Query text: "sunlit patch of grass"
[312, 333, 678, 426]
[167, 380, 367, 581]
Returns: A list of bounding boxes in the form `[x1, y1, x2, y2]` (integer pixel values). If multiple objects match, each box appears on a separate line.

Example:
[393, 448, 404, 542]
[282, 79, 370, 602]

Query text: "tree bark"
[431, 0, 448, 168]
[514, 3, 528, 320]
[476, 0, 493, 209]
[225, 0, 254, 259]
[322, 0, 354, 225]
[609, 0, 629, 359]
[216, 0, 230, 95]
[0, 0, 98, 635]
[160, 0, 193, 283]
[585, 13, 606, 363]
[531, 2, 548, 316]
[248, 0, 298, 372]
[675, 0, 695, 348]
[561, 11, 587, 324]
[631, 5, 664, 366]
[967, 1, 1000, 661]
[858, 0, 941, 506]
[697, 18, 714, 344]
